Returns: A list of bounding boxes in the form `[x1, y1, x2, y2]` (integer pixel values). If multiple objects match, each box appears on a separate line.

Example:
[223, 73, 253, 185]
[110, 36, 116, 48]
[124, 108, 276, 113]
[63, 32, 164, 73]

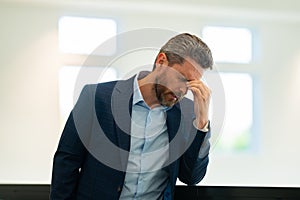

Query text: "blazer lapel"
[166, 100, 196, 184]
[166, 104, 182, 184]
[110, 76, 135, 171]
[166, 105, 181, 142]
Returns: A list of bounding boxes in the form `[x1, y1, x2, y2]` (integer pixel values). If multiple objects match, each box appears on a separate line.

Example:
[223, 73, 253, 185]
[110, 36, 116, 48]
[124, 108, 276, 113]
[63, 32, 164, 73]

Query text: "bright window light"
[58, 16, 117, 55]
[59, 66, 117, 121]
[202, 26, 252, 63]
[217, 72, 253, 151]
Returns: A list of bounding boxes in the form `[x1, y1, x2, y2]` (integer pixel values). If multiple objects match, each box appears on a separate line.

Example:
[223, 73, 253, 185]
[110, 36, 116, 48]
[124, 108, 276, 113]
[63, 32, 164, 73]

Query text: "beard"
[155, 83, 184, 107]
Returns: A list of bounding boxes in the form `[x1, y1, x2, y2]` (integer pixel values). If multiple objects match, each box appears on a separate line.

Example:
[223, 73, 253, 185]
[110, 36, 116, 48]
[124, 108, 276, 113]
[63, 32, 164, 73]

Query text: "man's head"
[153, 33, 213, 71]
[152, 33, 213, 107]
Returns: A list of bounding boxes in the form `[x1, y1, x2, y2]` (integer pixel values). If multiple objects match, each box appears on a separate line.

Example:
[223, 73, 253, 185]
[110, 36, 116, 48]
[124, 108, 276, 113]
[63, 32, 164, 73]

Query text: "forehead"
[174, 57, 203, 80]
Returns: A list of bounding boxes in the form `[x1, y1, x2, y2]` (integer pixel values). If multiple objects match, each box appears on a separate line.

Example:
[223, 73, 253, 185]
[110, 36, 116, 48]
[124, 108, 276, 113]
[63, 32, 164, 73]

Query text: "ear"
[155, 52, 168, 66]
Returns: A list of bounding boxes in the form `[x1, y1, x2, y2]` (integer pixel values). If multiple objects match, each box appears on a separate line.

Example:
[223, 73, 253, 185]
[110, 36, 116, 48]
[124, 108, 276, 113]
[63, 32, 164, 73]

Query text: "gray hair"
[154, 33, 213, 70]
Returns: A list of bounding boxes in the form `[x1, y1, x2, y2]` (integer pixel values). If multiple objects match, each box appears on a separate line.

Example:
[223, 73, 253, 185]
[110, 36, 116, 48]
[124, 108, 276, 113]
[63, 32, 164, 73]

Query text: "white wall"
[0, 0, 300, 186]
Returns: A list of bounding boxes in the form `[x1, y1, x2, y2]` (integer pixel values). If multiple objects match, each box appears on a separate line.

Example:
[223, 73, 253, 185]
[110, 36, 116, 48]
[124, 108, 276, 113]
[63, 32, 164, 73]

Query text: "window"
[201, 26, 256, 152]
[202, 26, 252, 63]
[216, 72, 253, 151]
[59, 66, 117, 121]
[58, 16, 118, 123]
[58, 16, 117, 55]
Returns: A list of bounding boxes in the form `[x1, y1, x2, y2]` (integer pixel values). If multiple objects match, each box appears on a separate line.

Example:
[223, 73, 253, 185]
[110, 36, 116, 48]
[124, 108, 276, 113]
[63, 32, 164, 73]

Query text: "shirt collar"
[133, 74, 145, 105]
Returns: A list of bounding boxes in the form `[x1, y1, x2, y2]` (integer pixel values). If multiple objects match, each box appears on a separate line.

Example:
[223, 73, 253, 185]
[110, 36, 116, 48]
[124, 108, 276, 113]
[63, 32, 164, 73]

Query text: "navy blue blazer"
[51, 76, 209, 200]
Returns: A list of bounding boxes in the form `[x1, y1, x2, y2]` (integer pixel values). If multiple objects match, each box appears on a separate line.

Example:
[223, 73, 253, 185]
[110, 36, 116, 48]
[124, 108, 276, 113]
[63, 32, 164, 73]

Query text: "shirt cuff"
[198, 130, 211, 158]
[193, 120, 209, 132]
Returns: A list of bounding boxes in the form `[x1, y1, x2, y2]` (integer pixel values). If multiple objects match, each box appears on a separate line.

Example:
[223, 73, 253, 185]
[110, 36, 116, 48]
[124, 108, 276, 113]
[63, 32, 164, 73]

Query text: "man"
[51, 33, 213, 199]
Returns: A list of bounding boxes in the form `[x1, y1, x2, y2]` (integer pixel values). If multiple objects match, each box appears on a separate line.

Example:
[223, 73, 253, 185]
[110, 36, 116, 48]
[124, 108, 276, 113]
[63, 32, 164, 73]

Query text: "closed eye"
[180, 77, 189, 82]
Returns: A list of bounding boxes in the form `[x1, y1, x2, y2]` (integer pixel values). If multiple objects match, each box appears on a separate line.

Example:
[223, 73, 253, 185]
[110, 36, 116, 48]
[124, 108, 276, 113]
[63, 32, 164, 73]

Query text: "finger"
[188, 80, 210, 93]
[188, 82, 210, 98]
[189, 87, 206, 101]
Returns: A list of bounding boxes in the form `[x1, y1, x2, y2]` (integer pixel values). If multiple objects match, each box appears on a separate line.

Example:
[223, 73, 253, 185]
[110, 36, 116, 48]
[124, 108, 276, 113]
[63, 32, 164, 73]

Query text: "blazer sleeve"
[50, 85, 94, 199]
[178, 127, 210, 185]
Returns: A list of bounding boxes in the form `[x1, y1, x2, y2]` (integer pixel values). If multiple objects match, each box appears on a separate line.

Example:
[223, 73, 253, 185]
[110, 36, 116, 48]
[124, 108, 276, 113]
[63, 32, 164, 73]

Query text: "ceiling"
[2, 0, 300, 13]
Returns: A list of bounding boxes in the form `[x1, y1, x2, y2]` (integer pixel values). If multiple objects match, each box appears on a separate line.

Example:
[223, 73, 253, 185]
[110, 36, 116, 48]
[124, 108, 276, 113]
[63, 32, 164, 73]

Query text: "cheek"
[157, 74, 172, 89]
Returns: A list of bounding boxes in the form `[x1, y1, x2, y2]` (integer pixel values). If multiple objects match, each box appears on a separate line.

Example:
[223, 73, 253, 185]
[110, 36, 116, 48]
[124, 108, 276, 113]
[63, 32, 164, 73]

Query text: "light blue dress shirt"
[120, 75, 211, 200]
